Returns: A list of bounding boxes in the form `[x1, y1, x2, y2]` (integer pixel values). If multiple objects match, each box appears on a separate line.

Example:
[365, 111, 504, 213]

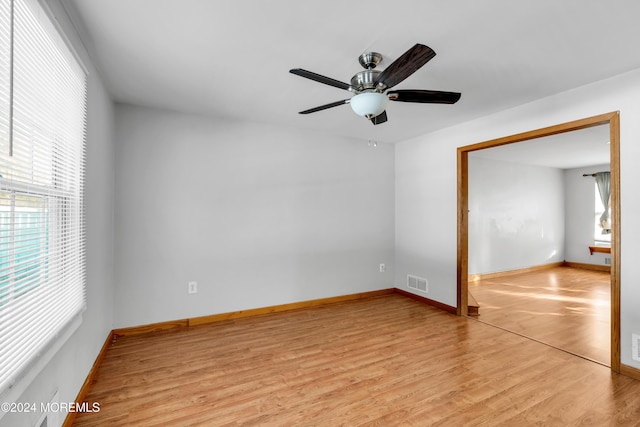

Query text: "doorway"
[456, 112, 621, 372]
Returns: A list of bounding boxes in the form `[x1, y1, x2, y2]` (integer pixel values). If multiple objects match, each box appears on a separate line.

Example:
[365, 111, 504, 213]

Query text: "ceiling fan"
[289, 43, 461, 125]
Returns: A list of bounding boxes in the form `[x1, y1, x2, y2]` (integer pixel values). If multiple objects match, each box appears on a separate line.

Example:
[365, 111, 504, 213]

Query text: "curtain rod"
[582, 171, 609, 177]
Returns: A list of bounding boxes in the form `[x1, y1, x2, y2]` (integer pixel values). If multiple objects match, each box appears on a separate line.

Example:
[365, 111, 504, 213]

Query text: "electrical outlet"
[633, 334, 640, 362]
[188, 281, 198, 294]
[379, 263, 386, 273]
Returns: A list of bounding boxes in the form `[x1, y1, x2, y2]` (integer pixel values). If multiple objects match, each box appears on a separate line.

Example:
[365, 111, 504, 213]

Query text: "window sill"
[589, 245, 611, 255]
[0, 312, 83, 419]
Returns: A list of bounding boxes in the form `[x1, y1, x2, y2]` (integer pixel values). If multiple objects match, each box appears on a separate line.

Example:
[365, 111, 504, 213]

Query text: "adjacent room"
[2, 1, 640, 426]
[466, 125, 613, 366]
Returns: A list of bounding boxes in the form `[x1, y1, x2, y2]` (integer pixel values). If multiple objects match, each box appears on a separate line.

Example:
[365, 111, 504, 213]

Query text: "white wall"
[113, 105, 395, 328]
[468, 157, 565, 275]
[2, 1, 115, 426]
[395, 134, 458, 306]
[564, 164, 611, 265]
[395, 67, 640, 369]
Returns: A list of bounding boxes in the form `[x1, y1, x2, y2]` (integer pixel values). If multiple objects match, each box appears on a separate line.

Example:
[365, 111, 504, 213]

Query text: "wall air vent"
[407, 274, 428, 293]
[36, 390, 59, 427]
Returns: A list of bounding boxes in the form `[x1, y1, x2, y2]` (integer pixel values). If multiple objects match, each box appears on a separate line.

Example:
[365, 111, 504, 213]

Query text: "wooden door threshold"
[468, 291, 479, 316]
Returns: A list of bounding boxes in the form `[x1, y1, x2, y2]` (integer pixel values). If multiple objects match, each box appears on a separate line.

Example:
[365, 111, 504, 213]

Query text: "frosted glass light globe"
[349, 92, 388, 119]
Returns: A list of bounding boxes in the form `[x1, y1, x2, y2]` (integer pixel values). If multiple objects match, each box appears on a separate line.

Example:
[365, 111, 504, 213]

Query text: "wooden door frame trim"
[456, 111, 621, 373]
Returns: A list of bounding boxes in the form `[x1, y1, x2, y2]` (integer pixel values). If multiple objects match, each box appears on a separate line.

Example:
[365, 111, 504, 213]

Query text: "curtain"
[595, 172, 611, 234]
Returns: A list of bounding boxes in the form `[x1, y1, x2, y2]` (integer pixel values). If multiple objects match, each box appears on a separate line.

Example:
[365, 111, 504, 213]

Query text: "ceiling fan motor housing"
[350, 69, 382, 92]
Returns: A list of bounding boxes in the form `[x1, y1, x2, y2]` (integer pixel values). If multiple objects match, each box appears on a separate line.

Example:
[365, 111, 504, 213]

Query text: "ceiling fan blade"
[290, 68, 352, 91]
[388, 89, 461, 104]
[298, 99, 349, 114]
[374, 44, 436, 90]
[370, 110, 388, 125]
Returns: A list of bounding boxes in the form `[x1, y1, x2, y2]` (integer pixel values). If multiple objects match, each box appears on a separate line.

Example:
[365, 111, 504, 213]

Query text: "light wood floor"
[72, 294, 640, 426]
[469, 266, 610, 366]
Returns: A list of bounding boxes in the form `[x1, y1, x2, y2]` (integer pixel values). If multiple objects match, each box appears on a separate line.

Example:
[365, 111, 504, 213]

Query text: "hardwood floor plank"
[73, 294, 640, 426]
[468, 266, 610, 365]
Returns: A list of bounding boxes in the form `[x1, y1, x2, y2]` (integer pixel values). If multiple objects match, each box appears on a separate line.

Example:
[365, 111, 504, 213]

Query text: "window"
[0, 0, 86, 399]
[0, 193, 48, 302]
[594, 183, 611, 244]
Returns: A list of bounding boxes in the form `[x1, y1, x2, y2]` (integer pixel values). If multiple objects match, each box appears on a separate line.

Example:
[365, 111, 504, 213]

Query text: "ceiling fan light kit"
[290, 43, 461, 125]
[349, 92, 389, 119]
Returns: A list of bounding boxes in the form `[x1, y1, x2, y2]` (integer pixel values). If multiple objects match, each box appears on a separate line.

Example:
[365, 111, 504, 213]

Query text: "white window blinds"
[0, 0, 87, 397]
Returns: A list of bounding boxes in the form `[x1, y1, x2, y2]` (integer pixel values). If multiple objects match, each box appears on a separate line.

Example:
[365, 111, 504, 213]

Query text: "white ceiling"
[64, 0, 640, 144]
[468, 125, 611, 169]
